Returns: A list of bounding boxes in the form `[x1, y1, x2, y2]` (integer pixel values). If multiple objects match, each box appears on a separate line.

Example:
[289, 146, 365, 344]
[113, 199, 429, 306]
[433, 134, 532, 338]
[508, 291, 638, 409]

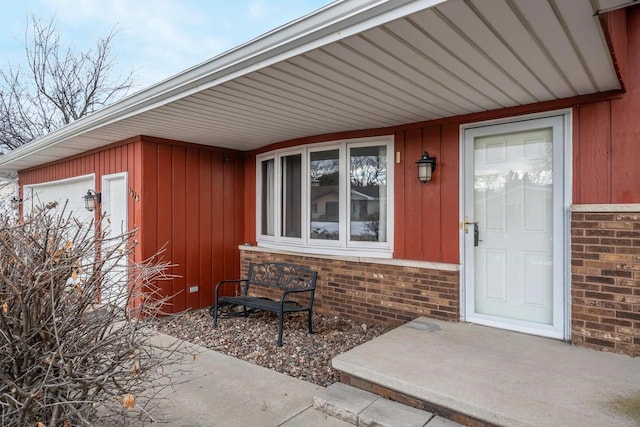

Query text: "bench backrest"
[247, 262, 318, 292]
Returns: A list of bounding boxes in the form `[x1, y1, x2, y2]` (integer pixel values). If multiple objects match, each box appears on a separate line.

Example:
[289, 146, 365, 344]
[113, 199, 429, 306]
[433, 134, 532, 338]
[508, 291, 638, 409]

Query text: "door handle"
[464, 216, 478, 234]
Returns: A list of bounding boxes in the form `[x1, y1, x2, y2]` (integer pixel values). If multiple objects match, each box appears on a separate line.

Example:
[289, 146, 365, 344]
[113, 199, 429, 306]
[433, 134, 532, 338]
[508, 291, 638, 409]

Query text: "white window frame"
[279, 149, 306, 245]
[257, 154, 276, 241]
[256, 136, 394, 258]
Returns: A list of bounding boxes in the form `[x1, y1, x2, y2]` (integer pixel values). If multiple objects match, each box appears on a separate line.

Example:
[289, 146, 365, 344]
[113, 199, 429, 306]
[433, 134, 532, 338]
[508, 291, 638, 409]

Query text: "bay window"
[257, 136, 393, 257]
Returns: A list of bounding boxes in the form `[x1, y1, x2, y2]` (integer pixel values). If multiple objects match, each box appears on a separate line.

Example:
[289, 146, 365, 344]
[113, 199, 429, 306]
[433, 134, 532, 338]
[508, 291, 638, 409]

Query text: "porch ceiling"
[0, 0, 623, 172]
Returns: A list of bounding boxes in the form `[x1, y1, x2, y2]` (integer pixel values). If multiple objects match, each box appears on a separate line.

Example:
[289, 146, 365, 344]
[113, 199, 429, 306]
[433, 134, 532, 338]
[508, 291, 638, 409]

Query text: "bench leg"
[307, 310, 313, 334]
[277, 312, 284, 347]
[212, 304, 219, 328]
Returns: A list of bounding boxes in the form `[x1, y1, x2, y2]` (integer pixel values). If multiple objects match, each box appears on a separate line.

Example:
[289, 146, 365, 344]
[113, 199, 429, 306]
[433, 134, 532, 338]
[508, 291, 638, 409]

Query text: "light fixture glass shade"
[84, 190, 99, 211]
[416, 151, 437, 183]
[418, 162, 433, 182]
[10, 196, 21, 210]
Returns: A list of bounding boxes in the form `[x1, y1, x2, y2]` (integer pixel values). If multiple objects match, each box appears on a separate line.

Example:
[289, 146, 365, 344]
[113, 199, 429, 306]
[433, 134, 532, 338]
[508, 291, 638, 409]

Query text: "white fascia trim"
[0, 0, 447, 171]
[23, 173, 96, 189]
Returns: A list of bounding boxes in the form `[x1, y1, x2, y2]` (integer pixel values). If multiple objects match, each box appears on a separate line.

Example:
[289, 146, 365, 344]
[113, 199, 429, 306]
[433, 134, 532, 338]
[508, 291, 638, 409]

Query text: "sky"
[0, 0, 333, 92]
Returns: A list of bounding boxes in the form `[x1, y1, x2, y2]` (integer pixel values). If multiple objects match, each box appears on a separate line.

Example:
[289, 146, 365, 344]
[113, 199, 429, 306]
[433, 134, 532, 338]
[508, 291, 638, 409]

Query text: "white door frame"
[101, 172, 128, 233]
[101, 172, 129, 306]
[459, 110, 572, 340]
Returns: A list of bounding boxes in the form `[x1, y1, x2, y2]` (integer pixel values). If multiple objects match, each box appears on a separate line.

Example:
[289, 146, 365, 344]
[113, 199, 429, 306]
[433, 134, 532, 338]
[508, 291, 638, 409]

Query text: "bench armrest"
[214, 279, 248, 303]
[279, 287, 315, 309]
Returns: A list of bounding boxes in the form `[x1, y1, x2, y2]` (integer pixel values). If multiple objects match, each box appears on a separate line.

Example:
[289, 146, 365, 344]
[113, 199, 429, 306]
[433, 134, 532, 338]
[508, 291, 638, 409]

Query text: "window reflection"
[281, 154, 301, 238]
[350, 146, 387, 242]
[310, 150, 340, 240]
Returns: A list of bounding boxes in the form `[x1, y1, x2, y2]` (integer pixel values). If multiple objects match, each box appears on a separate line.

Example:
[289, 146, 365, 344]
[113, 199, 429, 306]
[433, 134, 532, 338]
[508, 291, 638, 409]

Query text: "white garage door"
[24, 174, 95, 224]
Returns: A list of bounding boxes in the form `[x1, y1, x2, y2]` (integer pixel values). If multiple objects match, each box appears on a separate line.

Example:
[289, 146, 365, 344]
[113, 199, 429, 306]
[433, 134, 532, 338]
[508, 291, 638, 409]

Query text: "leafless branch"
[0, 16, 135, 152]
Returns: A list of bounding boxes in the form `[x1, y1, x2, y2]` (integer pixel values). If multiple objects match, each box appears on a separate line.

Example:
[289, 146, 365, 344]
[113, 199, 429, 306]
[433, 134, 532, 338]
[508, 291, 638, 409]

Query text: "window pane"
[281, 154, 301, 238]
[261, 159, 274, 236]
[350, 146, 387, 242]
[310, 150, 339, 240]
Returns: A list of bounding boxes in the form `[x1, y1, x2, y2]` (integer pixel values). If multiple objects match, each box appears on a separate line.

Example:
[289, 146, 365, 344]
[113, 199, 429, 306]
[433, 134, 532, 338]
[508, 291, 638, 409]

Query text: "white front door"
[101, 173, 128, 307]
[463, 116, 566, 339]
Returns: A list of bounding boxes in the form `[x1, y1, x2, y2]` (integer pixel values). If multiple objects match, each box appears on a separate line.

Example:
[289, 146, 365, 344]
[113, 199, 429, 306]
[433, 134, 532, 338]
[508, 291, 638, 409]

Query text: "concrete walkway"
[333, 317, 640, 427]
[148, 333, 455, 426]
[148, 333, 338, 426]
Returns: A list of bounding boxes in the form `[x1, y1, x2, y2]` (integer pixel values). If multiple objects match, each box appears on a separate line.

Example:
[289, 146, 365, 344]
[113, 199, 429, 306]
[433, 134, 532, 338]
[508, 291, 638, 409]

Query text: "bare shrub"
[0, 203, 185, 425]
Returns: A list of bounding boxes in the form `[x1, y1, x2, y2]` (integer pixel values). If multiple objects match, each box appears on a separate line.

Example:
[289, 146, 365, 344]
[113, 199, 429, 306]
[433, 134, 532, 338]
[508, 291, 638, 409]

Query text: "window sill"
[251, 240, 393, 259]
[240, 244, 460, 271]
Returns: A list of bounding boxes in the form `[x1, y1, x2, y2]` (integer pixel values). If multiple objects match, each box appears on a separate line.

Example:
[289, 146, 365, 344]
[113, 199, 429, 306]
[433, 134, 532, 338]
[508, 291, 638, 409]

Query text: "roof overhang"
[0, 0, 628, 172]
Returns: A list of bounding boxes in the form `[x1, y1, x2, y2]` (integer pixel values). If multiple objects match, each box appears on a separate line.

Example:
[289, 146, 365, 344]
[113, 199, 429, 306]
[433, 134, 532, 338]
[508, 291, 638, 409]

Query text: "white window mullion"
[340, 144, 348, 249]
[256, 155, 276, 240]
[301, 147, 309, 246]
[274, 154, 282, 240]
[266, 159, 275, 237]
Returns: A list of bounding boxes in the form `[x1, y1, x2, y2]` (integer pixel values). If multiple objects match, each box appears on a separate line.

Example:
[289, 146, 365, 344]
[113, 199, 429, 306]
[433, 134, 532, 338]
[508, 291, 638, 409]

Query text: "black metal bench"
[211, 262, 318, 346]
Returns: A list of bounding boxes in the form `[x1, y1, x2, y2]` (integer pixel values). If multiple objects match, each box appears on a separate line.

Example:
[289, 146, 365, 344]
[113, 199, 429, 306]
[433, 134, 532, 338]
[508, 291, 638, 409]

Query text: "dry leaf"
[122, 394, 135, 409]
[71, 270, 79, 280]
[53, 248, 64, 259]
[65, 240, 73, 251]
[37, 422, 46, 427]
[45, 356, 52, 365]
[63, 419, 71, 427]
[2, 302, 8, 314]
[131, 364, 138, 376]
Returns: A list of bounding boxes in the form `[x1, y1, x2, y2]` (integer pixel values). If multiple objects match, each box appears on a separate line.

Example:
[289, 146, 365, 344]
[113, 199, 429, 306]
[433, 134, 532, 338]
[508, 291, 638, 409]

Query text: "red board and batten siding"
[574, 6, 640, 204]
[392, 125, 459, 263]
[140, 137, 244, 313]
[19, 136, 246, 314]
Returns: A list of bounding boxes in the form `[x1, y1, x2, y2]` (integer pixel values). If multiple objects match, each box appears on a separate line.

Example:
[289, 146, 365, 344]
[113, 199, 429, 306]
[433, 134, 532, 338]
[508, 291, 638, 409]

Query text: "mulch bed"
[150, 308, 391, 386]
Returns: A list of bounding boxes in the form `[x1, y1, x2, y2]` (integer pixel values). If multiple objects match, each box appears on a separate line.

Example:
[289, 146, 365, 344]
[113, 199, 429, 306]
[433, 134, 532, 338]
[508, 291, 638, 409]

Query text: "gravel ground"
[150, 308, 391, 386]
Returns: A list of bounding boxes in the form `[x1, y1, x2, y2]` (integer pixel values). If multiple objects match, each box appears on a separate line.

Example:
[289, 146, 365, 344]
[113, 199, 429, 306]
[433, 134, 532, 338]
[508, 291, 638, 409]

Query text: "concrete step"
[331, 318, 640, 427]
[313, 383, 462, 427]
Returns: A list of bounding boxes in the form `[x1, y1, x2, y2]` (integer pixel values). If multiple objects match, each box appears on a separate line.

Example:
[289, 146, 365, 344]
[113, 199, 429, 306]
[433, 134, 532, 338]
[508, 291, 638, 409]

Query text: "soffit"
[0, 0, 621, 171]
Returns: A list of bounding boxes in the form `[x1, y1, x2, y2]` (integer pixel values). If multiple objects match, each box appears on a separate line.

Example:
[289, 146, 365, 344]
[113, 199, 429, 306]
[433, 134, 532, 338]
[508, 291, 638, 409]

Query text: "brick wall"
[571, 211, 640, 357]
[240, 249, 460, 327]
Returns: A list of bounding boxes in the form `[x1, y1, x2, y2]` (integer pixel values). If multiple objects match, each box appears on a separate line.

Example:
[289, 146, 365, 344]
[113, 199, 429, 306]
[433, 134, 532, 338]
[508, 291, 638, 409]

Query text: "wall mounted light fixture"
[416, 151, 437, 183]
[83, 190, 101, 212]
[10, 196, 22, 209]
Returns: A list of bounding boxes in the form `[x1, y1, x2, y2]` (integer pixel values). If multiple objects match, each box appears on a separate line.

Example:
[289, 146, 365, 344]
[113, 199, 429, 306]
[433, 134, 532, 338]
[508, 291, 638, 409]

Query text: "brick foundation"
[240, 247, 460, 327]
[339, 373, 498, 427]
[571, 210, 640, 357]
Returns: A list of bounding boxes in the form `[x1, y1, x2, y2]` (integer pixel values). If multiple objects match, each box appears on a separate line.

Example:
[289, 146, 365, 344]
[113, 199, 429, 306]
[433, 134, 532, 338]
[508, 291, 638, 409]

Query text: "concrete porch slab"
[332, 318, 640, 427]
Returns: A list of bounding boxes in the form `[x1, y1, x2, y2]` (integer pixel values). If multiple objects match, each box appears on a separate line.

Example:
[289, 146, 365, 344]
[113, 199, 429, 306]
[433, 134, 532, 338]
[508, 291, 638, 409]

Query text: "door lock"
[464, 217, 481, 246]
